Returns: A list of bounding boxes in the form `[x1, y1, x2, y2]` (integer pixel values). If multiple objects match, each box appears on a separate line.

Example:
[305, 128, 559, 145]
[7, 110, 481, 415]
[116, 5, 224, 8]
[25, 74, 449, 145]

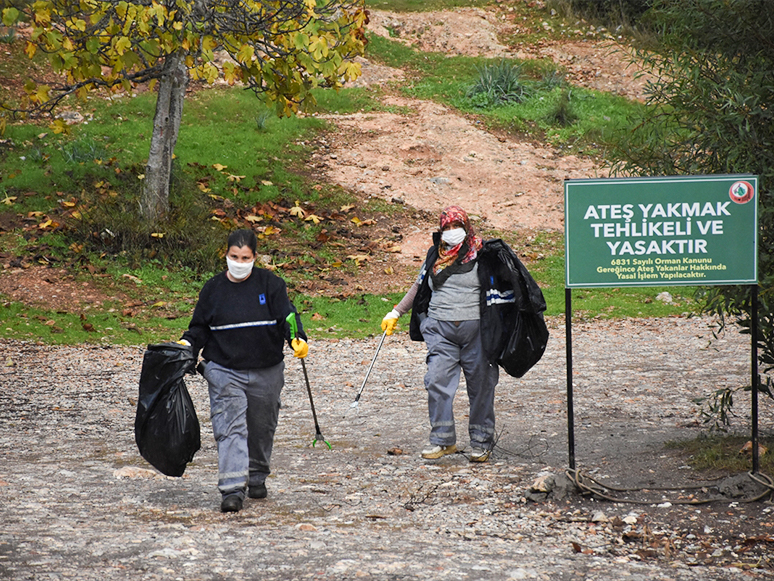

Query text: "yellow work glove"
[381, 309, 400, 335]
[291, 338, 309, 358]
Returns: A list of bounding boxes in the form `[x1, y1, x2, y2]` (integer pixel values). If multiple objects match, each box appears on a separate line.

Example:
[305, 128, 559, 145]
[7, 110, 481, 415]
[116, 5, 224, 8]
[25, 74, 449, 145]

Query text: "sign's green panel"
[565, 175, 758, 288]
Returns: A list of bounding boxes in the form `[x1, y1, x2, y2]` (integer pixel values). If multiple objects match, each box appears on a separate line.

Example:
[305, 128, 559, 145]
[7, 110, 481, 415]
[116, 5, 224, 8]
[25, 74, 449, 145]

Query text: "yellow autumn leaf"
[212, 163, 227, 172]
[263, 226, 278, 235]
[340, 204, 355, 213]
[1, 196, 17, 205]
[261, 180, 273, 186]
[245, 215, 262, 223]
[61, 200, 76, 208]
[150, 232, 165, 238]
[347, 254, 370, 263]
[113, 36, 131, 55]
[38, 219, 53, 229]
[290, 201, 305, 218]
[197, 183, 211, 192]
[51, 119, 67, 134]
[304, 214, 321, 224]
[34, 84, 51, 104]
[227, 174, 246, 182]
[236, 43, 255, 63]
[151, 301, 166, 308]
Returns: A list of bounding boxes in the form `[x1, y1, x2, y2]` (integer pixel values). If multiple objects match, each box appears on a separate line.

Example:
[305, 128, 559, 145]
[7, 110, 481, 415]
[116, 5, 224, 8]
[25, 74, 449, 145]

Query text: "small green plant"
[467, 61, 531, 108]
[255, 110, 273, 131]
[0, 26, 16, 43]
[537, 70, 566, 91]
[61, 137, 109, 165]
[545, 87, 577, 127]
[385, 25, 400, 38]
[694, 377, 774, 431]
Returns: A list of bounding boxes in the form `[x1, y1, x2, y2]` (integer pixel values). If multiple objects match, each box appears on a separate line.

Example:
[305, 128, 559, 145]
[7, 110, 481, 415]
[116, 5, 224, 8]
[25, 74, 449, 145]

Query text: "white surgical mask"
[441, 227, 466, 247]
[226, 256, 254, 280]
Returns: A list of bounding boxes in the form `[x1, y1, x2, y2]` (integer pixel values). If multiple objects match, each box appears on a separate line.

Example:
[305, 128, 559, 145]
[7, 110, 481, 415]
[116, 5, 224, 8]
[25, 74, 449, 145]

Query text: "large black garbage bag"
[497, 311, 549, 379]
[135, 343, 200, 477]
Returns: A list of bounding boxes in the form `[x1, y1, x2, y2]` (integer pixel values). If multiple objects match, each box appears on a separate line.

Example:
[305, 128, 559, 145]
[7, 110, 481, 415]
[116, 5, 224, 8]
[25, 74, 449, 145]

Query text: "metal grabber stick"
[351, 329, 388, 410]
[286, 313, 331, 449]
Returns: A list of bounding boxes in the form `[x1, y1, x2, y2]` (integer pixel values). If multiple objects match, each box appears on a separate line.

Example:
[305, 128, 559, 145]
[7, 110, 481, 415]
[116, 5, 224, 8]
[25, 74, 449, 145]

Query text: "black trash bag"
[497, 310, 550, 379]
[135, 342, 200, 477]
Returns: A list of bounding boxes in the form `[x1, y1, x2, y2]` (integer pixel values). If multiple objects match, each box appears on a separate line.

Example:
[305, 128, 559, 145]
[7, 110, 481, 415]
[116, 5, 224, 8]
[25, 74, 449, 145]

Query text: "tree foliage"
[2, 0, 366, 117]
[611, 0, 774, 423]
[560, 0, 652, 24]
[1, 0, 367, 221]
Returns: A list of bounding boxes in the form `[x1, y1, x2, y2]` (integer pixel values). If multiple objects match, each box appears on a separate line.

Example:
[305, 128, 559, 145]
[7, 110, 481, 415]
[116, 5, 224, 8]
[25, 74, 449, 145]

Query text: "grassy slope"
[0, 0, 700, 348]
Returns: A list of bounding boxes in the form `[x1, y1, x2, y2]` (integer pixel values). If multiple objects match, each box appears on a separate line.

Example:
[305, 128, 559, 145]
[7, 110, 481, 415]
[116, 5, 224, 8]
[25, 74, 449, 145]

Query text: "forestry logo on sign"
[730, 181, 755, 204]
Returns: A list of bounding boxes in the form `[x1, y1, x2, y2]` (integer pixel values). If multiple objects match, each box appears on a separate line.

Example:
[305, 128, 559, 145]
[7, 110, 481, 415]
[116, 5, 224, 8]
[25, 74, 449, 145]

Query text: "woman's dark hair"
[227, 229, 258, 255]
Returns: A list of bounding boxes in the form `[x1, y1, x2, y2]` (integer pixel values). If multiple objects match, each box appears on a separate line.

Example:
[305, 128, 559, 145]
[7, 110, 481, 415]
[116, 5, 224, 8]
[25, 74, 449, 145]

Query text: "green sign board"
[565, 175, 758, 288]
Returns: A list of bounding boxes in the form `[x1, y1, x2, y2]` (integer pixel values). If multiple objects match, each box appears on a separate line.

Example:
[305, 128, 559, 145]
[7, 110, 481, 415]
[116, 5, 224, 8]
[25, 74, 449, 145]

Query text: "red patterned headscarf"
[433, 206, 484, 274]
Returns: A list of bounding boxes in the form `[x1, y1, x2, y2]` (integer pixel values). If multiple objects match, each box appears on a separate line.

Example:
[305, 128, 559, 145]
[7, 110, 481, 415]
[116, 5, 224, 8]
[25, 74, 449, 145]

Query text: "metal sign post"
[564, 174, 759, 473]
[752, 285, 760, 473]
[566, 288, 575, 471]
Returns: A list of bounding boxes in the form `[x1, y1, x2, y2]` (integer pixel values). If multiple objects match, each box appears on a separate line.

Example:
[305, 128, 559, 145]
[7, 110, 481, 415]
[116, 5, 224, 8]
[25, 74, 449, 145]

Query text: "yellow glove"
[291, 338, 309, 358]
[175, 339, 191, 346]
[381, 309, 400, 335]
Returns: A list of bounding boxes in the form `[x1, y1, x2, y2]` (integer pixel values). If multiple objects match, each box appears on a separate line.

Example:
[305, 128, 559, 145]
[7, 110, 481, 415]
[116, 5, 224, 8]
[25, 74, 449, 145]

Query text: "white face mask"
[226, 256, 254, 280]
[441, 227, 466, 247]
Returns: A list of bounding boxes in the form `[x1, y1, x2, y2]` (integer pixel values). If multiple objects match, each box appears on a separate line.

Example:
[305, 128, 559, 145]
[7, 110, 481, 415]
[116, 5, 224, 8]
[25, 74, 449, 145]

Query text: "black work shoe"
[220, 494, 243, 513]
[248, 483, 267, 499]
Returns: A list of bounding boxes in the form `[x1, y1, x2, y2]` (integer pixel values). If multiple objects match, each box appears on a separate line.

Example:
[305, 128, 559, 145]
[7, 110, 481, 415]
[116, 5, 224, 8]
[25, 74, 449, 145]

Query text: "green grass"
[366, 34, 641, 154]
[0, 84, 381, 214]
[665, 434, 774, 474]
[0, 299, 189, 346]
[294, 292, 405, 338]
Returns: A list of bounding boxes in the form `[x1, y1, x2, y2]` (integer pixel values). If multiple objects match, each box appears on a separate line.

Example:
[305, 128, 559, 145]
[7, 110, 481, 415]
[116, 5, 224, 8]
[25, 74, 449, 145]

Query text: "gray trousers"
[420, 317, 499, 448]
[202, 360, 284, 498]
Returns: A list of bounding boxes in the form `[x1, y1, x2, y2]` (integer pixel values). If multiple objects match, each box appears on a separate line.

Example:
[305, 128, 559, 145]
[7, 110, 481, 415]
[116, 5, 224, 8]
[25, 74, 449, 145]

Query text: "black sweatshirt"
[182, 268, 306, 370]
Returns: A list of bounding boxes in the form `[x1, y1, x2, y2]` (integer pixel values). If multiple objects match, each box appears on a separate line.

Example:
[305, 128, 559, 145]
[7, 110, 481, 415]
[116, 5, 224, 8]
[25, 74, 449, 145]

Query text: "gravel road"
[1, 316, 772, 580]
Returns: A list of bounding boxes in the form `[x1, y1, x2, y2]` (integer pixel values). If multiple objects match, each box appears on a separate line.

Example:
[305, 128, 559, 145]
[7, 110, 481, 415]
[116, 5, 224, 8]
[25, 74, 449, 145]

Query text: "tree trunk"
[140, 52, 188, 225]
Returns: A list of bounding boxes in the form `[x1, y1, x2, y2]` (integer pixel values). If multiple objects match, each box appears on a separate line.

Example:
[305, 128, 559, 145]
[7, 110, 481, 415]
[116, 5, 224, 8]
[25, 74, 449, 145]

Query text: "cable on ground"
[566, 468, 774, 505]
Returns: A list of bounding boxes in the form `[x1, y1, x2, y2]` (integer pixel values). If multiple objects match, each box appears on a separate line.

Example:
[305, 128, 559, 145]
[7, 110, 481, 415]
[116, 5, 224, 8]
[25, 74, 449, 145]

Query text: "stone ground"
[2, 316, 773, 580]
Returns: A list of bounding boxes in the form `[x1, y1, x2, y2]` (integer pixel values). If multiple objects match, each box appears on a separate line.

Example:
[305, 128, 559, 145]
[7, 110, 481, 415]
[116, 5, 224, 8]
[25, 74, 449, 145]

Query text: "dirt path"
[321, 6, 650, 262]
[1, 317, 772, 579]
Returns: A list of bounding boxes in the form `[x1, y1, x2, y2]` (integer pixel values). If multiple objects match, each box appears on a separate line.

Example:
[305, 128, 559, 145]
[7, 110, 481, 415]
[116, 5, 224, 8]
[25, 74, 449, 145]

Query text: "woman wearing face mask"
[381, 206, 544, 463]
[179, 229, 307, 512]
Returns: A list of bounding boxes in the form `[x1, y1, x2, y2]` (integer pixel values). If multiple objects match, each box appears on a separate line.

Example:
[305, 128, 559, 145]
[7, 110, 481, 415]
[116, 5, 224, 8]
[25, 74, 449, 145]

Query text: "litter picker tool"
[350, 329, 388, 410]
[286, 313, 331, 449]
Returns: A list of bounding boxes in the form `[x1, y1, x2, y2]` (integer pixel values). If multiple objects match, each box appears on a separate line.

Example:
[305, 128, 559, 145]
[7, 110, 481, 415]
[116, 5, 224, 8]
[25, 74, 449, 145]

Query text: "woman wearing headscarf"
[381, 206, 547, 463]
